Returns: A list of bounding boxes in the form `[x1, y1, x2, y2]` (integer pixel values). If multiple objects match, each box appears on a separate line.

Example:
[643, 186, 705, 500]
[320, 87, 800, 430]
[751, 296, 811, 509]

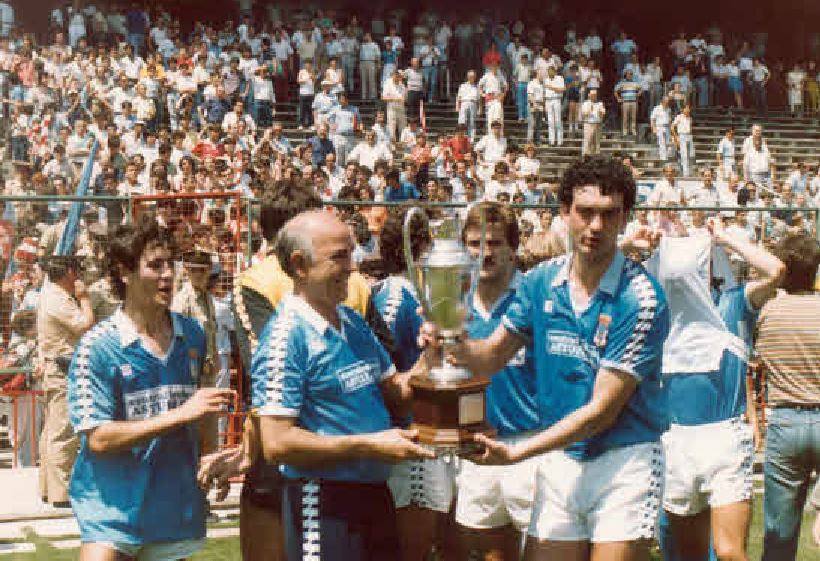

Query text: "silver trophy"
[402, 205, 493, 451]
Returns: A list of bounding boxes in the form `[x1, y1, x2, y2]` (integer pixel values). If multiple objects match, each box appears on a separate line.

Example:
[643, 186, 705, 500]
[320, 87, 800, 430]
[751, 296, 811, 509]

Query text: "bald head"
[275, 210, 351, 279]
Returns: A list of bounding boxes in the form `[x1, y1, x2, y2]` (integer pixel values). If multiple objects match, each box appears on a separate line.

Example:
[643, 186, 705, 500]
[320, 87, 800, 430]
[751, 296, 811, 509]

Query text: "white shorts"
[455, 433, 542, 531]
[528, 442, 664, 543]
[99, 539, 204, 561]
[388, 457, 457, 513]
[662, 416, 754, 516]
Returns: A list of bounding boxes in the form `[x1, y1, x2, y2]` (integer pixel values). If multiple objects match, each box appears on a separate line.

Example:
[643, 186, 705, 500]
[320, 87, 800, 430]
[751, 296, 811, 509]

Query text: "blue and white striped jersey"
[68, 309, 207, 545]
[502, 251, 670, 460]
[251, 295, 395, 483]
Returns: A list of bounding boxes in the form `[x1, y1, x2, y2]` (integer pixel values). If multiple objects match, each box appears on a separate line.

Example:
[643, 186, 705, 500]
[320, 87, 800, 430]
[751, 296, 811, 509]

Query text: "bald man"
[251, 211, 434, 561]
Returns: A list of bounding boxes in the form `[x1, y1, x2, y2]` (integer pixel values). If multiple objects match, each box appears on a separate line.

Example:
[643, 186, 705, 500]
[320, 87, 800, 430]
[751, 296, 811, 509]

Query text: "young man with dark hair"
[67, 215, 234, 561]
[429, 155, 670, 561]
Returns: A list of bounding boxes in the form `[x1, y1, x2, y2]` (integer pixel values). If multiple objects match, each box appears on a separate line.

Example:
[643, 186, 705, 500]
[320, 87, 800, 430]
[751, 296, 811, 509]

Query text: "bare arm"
[709, 219, 784, 309]
[473, 368, 637, 463]
[87, 387, 234, 454]
[442, 322, 524, 377]
[258, 416, 433, 467]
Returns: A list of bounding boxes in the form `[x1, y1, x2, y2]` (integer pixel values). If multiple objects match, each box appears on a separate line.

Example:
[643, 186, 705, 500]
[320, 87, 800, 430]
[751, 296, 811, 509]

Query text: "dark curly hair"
[108, 213, 176, 300]
[773, 232, 820, 293]
[559, 156, 637, 212]
[379, 207, 432, 276]
[259, 178, 322, 242]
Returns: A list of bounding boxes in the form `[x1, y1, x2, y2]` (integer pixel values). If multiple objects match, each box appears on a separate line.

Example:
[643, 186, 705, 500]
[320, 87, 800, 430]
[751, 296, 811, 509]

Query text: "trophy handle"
[464, 202, 487, 317]
[403, 206, 434, 319]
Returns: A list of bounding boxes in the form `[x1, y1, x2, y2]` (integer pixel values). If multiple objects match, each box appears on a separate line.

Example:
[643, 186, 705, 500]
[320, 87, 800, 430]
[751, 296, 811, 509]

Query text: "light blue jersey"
[467, 272, 539, 436]
[370, 276, 423, 373]
[665, 284, 756, 426]
[251, 295, 395, 483]
[68, 310, 207, 545]
[502, 251, 670, 460]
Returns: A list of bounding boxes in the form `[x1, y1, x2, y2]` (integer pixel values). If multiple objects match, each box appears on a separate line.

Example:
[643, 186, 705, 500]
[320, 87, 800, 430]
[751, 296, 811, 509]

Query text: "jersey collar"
[551, 250, 625, 297]
[113, 308, 185, 348]
[283, 294, 348, 335]
[472, 269, 523, 321]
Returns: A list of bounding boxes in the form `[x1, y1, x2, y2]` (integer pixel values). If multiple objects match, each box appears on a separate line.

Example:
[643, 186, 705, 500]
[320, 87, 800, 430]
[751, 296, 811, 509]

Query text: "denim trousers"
[762, 407, 820, 561]
[516, 82, 528, 120]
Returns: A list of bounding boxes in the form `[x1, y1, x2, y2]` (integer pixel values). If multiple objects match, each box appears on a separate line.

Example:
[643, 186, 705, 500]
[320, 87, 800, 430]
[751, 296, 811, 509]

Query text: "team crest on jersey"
[120, 364, 133, 378]
[544, 300, 554, 314]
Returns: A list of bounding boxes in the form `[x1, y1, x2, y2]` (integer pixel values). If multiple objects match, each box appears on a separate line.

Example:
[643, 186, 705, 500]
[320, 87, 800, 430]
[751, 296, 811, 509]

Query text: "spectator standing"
[404, 58, 424, 122]
[716, 127, 737, 181]
[124, 3, 147, 56]
[37, 256, 94, 506]
[296, 61, 316, 130]
[579, 88, 605, 156]
[382, 70, 407, 145]
[786, 63, 806, 115]
[359, 33, 380, 101]
[751, 59, 770, 114]
[743, 134, 775, 188]
[756, 233, 820, 561]
[514, 53, 533, 122]
[611, 31, 638, 77]
[478, 63, 507, 134]
[340, 29, 359, 94]
[327, 92, 360, 167]
[312, 79, 338, 128]
[671, 104, 695, 176]
[614, 69, 640, 137]
[543, 65, 565, 147]
[417, 36, 440, 103]
[651, 97, 673, 162]
[526, 70, 545, 145]
[456, 70, 480, 141]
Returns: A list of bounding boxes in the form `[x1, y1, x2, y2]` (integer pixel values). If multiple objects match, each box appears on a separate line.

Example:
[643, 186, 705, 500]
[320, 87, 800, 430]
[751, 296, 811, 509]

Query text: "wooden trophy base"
[409, 375, 495, 454]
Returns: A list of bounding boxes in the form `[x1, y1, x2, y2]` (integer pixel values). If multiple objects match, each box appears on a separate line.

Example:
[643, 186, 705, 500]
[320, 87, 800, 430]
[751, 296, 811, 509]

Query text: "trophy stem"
[429, 330, 472, 384]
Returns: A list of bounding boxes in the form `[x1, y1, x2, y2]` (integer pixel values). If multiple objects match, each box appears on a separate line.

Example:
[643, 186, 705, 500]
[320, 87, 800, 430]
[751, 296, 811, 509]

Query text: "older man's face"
[298, 216, 353, 308]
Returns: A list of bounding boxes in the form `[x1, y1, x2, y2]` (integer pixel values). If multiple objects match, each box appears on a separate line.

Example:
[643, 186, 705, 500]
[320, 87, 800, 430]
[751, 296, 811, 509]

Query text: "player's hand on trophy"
[466, 433, 523, 465]
[176, 388, 236, 423]
[197, 445, 248, 501]
[365, 428, 436, 462]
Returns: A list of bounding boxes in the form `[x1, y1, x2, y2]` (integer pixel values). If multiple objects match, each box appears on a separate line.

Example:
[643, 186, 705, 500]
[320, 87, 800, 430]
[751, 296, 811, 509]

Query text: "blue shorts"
[729, 77, 743, 94]
[282, 479, 399, 561]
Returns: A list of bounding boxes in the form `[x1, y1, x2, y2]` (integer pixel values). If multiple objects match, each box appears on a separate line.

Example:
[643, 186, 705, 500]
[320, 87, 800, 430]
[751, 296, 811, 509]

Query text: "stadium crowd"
[0, 1, 819, 561]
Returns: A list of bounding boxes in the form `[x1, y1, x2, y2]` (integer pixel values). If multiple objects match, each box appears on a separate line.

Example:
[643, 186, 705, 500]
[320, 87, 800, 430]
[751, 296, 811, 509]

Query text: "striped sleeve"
[600, 263, 670, 381]
[68, 322, 116, 433]
[250, 311, 304, 417]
